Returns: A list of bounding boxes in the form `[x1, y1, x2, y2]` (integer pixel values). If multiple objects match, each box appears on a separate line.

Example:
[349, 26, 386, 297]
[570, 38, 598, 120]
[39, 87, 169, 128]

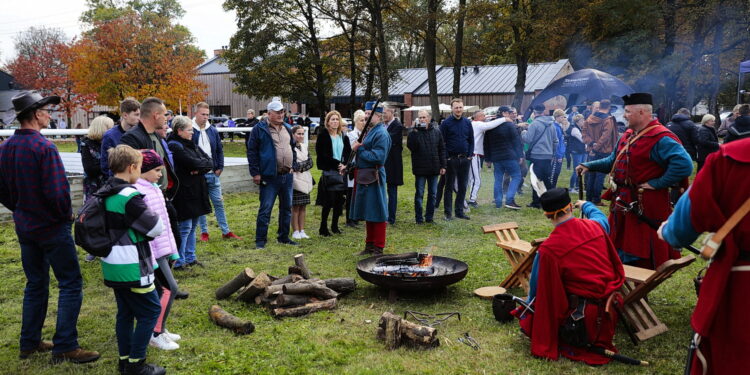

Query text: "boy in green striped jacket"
[101, 145, 166, 375]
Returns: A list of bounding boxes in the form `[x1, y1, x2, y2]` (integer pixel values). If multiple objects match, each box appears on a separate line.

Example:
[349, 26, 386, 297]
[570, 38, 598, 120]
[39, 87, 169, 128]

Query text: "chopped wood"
[377, 312, 439, 349]
[283, 281, 338, 300]
[208, 305, 255, 335]
[272, 274, 304, 286]
[272, 298, 337, 318]
[322, 278, 356, 294]
[294, 253, 312, 279]
[215, 268, 256, 300]
[271, 294, 316, 307]
[288, 266, 304, 276]
[236, 272, 272, 302]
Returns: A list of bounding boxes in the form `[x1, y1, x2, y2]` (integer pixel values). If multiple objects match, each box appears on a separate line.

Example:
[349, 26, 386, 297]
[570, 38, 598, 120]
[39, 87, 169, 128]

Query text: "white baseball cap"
[267, 98, 284, 112]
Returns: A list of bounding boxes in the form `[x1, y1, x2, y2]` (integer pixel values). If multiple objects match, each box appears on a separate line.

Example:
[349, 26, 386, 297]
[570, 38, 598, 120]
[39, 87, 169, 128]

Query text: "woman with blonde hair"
[315, 110, 351, 236]
[696, 114, 720, 172]
[81, 115, 114, 199]
[345, 110, 366, 227]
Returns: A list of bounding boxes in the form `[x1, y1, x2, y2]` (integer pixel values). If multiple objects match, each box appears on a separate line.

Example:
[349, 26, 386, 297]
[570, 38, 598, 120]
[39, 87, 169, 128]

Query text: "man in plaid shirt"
[0, 91, 99, 364]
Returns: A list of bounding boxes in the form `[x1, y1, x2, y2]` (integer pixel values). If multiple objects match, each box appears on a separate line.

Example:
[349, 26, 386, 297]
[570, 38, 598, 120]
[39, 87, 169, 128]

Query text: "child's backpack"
[74, 190, 121, 257]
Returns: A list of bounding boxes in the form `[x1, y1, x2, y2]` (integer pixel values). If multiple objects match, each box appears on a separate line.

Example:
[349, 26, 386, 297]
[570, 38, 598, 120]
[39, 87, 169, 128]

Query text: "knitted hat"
[141, 149, 164, 173]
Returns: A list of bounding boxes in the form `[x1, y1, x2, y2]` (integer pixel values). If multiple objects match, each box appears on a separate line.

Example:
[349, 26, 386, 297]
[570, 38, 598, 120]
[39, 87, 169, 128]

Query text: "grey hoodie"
[522, 115, 558, 160]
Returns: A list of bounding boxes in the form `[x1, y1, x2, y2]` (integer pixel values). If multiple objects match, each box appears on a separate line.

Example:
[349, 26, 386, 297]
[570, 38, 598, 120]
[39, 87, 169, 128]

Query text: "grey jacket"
[522, 115, 558, 160]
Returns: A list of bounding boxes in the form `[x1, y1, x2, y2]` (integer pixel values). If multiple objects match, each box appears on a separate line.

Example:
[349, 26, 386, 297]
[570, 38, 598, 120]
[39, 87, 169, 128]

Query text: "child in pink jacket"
[135, 150, 183, 351]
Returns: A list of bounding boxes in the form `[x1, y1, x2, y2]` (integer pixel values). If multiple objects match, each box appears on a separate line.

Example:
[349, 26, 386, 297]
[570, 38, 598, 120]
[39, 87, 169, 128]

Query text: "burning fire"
[373, 253, 435, 277]
[419, 254, 433, 267]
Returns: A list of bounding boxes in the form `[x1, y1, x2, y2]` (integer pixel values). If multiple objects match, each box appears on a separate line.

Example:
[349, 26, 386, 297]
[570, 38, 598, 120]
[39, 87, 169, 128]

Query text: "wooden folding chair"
[620, 255, 696, 341]
[499, 238, 546, 294]
[482, 222, 534, 267]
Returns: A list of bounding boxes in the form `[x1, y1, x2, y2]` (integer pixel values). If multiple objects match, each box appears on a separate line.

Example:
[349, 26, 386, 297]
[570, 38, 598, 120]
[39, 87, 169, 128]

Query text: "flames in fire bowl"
[356, 253, 469, 292]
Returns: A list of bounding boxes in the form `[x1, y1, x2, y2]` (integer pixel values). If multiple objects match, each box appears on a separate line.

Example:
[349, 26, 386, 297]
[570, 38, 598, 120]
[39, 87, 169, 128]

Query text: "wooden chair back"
[623, 255, 696, 305]
[500, 238, 547, 293]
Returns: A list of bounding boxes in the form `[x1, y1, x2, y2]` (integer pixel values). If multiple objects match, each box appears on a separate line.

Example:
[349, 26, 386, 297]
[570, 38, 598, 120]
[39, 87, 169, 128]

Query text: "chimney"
[213, 49, 225, 57]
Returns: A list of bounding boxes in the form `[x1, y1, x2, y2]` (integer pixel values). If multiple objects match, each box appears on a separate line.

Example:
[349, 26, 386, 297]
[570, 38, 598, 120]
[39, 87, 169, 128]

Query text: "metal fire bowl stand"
[356, 255, 469, 292]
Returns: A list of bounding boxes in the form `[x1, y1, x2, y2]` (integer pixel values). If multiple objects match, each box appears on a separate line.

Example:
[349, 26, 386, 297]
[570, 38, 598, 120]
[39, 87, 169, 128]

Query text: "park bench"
[619, 255, 696, 342]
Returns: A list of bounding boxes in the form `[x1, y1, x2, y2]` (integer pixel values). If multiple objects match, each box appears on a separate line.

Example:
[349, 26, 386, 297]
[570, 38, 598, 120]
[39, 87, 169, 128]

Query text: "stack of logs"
[214, 254, 356, 318]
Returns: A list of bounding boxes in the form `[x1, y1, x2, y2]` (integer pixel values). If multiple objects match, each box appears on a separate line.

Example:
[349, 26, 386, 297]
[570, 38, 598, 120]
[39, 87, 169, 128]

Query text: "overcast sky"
[0, 0, 237, 65]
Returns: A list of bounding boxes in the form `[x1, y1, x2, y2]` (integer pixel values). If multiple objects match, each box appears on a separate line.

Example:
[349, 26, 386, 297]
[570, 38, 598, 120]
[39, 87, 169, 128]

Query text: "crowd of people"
[2, 88, 750, 374]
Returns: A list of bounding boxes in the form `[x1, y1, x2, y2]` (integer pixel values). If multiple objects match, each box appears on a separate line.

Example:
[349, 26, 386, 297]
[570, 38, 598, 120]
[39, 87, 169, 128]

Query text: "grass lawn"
[0, 139, 703, 374]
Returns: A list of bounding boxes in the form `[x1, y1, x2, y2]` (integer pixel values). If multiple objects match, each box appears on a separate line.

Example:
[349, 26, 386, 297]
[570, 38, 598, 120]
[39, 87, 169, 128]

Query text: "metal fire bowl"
[356, 255, 469, 292]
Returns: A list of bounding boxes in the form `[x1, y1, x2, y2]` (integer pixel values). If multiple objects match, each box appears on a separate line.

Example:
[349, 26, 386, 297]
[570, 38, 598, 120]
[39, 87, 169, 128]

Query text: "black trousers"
[529, 158, 554, 206]
[444, 157, 471, 216]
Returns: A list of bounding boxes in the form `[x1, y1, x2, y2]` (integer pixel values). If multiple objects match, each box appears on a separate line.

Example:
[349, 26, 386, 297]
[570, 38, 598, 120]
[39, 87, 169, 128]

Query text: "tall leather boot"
[319, 207, 331, 237]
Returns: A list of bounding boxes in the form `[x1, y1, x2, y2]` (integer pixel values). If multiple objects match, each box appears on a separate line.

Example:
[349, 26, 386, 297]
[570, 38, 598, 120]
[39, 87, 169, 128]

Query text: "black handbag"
[357, 167, 380, 185]
[323, 170, 346, 191]
[559, 299, 590, 348]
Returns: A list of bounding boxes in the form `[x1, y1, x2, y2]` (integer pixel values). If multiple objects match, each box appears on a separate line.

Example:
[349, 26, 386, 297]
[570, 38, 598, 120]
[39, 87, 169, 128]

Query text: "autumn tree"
[6, 27, 96, 125]
[69, 0, 206, 109]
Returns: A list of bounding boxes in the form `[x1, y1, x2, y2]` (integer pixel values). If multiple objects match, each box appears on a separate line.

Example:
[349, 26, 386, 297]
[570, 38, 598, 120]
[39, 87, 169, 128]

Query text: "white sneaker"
[163, 329, 181, 342]
[300, 231, 310, 239]
[150, 333, 179, 350]
[292, 231, 301, 239]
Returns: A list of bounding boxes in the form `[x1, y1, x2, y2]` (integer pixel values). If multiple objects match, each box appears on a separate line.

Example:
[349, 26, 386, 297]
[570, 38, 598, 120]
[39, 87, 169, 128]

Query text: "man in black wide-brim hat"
[0, 91, 100, 364]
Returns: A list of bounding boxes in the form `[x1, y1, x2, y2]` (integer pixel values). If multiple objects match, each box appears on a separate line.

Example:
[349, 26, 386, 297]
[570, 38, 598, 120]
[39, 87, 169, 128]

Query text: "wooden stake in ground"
[272, 298, 337, 318]
[236, 272, 272, 302]
[208, 305, 255, 335]
[215, 268, 256, 300]
[294, 253, 312, 279]
[376, 312, 439, 349]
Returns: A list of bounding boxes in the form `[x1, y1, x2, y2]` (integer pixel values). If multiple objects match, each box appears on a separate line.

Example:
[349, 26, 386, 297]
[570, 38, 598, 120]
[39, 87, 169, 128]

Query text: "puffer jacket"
[582, 112, 617, 154]
[667, 114, 698, 160]
[100, 178, 164, 289]
[725, 115, 750, 144]
[135, 178, 177, 260]
[407, 122, 446, 176]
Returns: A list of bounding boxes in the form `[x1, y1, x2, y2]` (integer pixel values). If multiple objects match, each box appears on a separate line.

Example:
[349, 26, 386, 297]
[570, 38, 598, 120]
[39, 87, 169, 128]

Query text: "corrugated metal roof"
[412, 59, 569, 95]
[198, 56, 230, 74]
[332, 66, 441, 97]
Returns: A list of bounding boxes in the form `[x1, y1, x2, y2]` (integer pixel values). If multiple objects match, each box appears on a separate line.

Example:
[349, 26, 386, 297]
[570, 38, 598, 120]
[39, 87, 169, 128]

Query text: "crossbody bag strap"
[701, 195, 750, 260]
[608, 124, 660, 176]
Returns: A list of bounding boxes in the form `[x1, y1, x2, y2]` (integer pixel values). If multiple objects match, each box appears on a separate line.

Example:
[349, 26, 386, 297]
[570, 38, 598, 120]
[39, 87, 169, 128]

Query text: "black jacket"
[565, 122, 586, 154]
[315, 131, 352, 171]
[80, 136, 103, 181]
[484, 121, 523, 163]
[384, 118, 404, 186]
[167, 133, 213, 221]
[696, 124, 720, 164]
[120, 122, 180, 198]
[725, 115, 750, 144]
[667, 114, 698, 160]
[407, 123, 446, 176]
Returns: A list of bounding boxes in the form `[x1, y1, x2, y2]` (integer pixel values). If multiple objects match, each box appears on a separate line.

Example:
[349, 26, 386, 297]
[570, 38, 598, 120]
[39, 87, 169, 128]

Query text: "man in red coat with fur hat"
[514, 188, 625, 365]
[576, 93, 693, 269]
[659, 137, 750, 374]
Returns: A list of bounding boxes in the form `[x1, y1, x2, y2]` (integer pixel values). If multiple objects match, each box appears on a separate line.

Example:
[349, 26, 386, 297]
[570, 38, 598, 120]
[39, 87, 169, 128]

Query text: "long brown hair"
[324, 110, 345, 136]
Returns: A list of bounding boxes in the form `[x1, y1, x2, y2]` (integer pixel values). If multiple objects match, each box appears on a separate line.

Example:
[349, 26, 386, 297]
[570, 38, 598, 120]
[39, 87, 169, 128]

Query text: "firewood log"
[271, 294, 316, 307]
[208, 305, 255, 335]
[322, 278, 356, 294]
[215, 268, 256, 300]
[236, 272, 271, 302]
[271, 274, 304, 286]
[376, 312, 439, 349]
[294, 253, 312, 279]
[282, 281, 338, 300]
[272, 298, 337, 318]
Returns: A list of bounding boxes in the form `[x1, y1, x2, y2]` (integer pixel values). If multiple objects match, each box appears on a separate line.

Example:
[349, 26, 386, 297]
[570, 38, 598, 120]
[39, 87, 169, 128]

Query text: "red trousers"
[365, 221, 386, 248]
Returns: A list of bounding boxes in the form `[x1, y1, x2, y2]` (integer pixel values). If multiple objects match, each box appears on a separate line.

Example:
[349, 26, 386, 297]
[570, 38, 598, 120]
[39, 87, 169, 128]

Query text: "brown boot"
[356, 243, 374, 256]
[19, 340, 53, 359]
[51, 347, 101, 364]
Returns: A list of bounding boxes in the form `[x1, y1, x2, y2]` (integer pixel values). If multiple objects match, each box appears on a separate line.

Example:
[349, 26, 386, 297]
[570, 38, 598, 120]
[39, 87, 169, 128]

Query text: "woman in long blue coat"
[351, 103, 392, 255]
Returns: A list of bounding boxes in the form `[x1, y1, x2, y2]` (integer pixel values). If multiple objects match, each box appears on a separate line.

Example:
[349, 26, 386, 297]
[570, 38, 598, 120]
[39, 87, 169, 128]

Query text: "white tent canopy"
[403, 104, 480, 113]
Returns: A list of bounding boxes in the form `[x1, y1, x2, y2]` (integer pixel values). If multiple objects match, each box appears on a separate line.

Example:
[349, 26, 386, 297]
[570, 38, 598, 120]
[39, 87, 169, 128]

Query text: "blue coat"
[350, 123, 391, 222]
[246, 121, 296, 179]
[191, 123, 224, 171]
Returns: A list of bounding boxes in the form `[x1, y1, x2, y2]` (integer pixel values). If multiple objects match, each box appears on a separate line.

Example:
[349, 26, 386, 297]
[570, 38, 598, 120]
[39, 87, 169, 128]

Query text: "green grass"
[0, 139, 703, 374]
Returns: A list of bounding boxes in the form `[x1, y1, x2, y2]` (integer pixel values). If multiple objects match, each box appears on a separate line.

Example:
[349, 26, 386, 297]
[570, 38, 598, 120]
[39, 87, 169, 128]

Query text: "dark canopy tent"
[738, 60, 750, 103]
[525, 68, 634, 117]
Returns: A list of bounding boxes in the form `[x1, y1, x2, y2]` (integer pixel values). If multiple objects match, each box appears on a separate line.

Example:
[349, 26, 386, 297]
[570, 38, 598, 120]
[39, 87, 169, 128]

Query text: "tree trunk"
[215, 268, 256, 299]
[685, 12, 707, 111]
[349, 17, 359, 115]
[452, 0, 466, 98]
[364, 35, 377, 102]
[426, 0, 441, 119]
[511, 0, 529, 111]
[208, 305, 255, 335]
[304, 0, 327, 115]
[272, 298, 337, 318]
[373, 0, 389, 99]
[709, 18, 725, 114]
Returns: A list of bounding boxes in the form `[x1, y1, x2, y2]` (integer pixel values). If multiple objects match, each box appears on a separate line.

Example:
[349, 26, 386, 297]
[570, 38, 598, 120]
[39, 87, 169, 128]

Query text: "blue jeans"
[585, 152, 607, 203]
[414, 175, 439, 222]
[569, 153, 587, 189]
[199, 173, 230, 235]
[387, 184, 398, 224]
[493, 159, 522, 206]
[256, 173, 293, 246]
[176, 217, 199, 267]
[113, 288, 160, 359]
[17, 222, 82, 354]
